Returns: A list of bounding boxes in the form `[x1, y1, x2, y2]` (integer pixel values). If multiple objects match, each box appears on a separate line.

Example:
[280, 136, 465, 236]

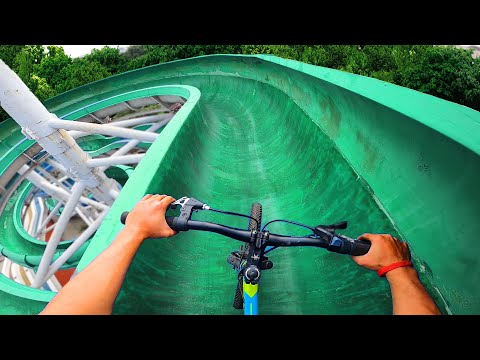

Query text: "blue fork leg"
[243, 280, 259, 315]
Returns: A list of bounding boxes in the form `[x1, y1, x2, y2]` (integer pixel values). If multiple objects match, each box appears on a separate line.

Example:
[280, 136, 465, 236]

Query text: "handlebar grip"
[120, 211, 181, 232]
[328, 236, 371, 256]
[348, 239, 371, 256]
[165, 216, 176, 230]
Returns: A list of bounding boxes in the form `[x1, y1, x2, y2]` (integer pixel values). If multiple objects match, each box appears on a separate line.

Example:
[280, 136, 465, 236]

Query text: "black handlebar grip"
[120, 211, 179, 231]
[120, 211, 129, 225]
[165, 216, 175, 229]
[349, 239, 371, 256]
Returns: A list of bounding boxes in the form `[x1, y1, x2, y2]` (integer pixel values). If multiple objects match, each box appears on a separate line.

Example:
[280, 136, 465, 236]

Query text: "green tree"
[56, 58, 111, 93]
[2, 44, 480, 123]
[126, 45, 242, 70]
[34, 46, 72, 90]
[30, 75, 55, 101]
[84, 46, 127, 74]
[0, 46, 48, 122]
[241, 45, 305, 61]
[0, 45, 26, 68]
[241, 45, 275, 55]
[14, 47, 36, 88]
[397, 46, 480, 110]
[300, 45, 329, 66]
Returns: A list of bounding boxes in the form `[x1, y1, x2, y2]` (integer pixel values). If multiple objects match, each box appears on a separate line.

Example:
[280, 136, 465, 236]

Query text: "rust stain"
[319, 97, 342, 140]
[355, 129, 379, 172]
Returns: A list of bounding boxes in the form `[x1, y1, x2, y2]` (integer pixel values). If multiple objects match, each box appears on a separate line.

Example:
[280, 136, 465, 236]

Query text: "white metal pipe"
[75, 206, 93, 226]
[48, 118, 159, 143]
[69, 114, 173, 139]
[86, 154, 145, 168]
[33, 200, 63, 237]
[44, 210, 108, 281]
[45, 161, 74, 189]
[19, 165, 72, 201]
[109, 113, 173, 128]
[45, 274, 62, 292]
[116, 120, 168, 157]
[35, 166, 71, 193]
[114, 106, 170, 121]
[46, 159, 70, 179]
[32, 181, 86, 288]
[78, 195, 109, 211]
[37, 198, 46, 236]
[0, 60, 116, 204]
[124, 101, 138, 112]
[19, 164, 109, 211]
[109, 139, 141, 158]
[41, 222, 56, 235]
[18, 165, 109, 211]
[108, 188, 120, 200]
[98, 121, 167, 171]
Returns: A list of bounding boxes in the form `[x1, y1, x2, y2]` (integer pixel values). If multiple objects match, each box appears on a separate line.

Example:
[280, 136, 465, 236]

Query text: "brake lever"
[312, 226, 334, 241]
[169, 196, 190, 210]
[168, 196, 211, 211]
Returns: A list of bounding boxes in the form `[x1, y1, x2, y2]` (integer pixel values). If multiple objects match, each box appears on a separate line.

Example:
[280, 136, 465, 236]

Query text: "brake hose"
[208, 208, 259, 229]
[262, 219, 315, 232]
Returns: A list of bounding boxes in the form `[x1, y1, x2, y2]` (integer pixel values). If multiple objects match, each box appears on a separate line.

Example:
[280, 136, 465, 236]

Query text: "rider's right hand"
[124, 194, 178, 240]
[351, 233, 410, 271]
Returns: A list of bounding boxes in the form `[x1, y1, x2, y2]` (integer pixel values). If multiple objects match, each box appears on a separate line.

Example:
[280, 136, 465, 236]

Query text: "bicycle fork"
[227, 230, 273, 315]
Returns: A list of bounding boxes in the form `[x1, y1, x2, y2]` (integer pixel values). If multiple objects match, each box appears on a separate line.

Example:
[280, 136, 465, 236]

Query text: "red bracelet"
[377, 260, 413, 277]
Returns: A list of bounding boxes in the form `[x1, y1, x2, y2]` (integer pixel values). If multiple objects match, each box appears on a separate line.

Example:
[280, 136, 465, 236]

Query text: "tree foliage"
[34, 46, 72, 89]
[126, 45, 242, 70]
[395, 46, 480, 110]
[0, 45, 26, 68]
[0, 44, 479, 123]
[55, 58, 111, 93]
[83, 46, 127, 75]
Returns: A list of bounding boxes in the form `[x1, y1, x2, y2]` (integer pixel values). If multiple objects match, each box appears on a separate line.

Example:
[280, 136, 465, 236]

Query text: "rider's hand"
[352, 233, 410, 271]
[124, 194, 178, 240]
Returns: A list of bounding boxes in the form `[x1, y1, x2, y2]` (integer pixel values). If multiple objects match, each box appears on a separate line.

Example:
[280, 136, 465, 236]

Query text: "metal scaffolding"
[0, 59, 180, 289]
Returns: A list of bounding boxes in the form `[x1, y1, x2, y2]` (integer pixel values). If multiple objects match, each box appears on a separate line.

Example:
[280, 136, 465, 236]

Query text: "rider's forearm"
[40, 228, 145, 315]
[386, 266, 441, 315]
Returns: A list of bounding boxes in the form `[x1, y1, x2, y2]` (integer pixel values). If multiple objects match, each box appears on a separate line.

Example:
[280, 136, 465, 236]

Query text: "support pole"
[32, 200, 63, 238]
[17, 165, 109, 211]
[43, 210, 108, 281]
[69, 113, 173, 139]
[0, 59, 116, 205]
[48, 118, 158, 143]
[98, 121, 167, 171]
[86, 154, 145, 168]
[31, 181, 86, 288]
[75, 206, 93, 226]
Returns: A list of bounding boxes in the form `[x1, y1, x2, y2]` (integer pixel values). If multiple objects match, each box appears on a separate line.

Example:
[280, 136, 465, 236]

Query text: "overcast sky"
[44, 45, 131, 58]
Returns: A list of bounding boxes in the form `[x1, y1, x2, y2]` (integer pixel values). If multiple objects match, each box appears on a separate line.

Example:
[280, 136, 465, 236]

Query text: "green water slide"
[1, 55, 479, 314]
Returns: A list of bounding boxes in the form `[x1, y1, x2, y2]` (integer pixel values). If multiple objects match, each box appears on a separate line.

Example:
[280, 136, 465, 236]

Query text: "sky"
[43, 45, 131, 58]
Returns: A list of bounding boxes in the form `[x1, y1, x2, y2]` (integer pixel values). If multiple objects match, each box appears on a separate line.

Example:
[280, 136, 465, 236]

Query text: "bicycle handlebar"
[120, 212, 370, 256]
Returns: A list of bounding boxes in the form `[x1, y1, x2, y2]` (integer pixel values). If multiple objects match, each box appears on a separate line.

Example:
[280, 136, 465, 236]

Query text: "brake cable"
[170, 197, 260, 229]
[262, 219, 315, 233]
[208, 208, 259, 229]
[261, 219, 338, 255]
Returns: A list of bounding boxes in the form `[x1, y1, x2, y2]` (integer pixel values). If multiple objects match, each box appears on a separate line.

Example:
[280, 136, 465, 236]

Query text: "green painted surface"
[0, 274, 54, 314]
[1, 55, 479, 314]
